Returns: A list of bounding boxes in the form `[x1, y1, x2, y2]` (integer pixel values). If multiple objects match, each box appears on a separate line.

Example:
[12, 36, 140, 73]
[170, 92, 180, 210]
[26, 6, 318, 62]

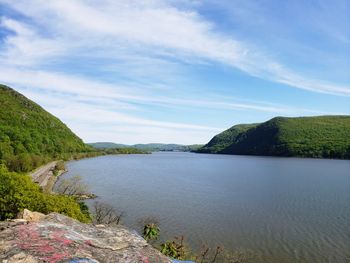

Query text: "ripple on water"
[61, 153, 350, 263]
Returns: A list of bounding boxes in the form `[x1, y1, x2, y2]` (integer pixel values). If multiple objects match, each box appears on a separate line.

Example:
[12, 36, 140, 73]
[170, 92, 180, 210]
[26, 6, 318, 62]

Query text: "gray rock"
[17, 209, 46, 222]
[0, 212, 171, 263]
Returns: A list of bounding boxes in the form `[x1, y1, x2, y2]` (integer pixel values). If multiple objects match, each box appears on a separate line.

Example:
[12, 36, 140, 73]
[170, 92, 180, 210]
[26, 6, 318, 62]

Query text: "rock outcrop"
[16, 209, 46, 222]
[0, 211, 171, 263]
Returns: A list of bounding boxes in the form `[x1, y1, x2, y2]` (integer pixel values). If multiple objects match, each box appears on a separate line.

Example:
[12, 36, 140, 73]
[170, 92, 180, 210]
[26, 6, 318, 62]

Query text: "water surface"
[62, 152, 350, 263]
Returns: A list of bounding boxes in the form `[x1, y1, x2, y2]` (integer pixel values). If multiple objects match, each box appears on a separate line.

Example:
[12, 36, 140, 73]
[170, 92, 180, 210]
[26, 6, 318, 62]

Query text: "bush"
[4, 154, 49, 172]
[91, 201, 123, 225]
[160, 236, 188, 260]
[0, 165, 90, 222]
[143, 222, 160, 242]
[55, 175, 88, 195]
[56, 160, 65, 170]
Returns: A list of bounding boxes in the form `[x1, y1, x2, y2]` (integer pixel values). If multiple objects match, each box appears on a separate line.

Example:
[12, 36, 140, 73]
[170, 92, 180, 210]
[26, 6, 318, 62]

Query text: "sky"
[0, 0, 349, 145]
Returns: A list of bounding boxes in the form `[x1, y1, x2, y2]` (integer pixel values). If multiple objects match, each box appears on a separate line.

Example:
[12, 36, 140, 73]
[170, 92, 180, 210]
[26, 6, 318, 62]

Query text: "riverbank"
[29, 161, 66, 193]
[28, 148, 151, 193]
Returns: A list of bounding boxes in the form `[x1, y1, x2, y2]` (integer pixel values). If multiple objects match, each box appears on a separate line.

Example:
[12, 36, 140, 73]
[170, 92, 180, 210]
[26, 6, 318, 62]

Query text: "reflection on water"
[62, 152, 350, 263]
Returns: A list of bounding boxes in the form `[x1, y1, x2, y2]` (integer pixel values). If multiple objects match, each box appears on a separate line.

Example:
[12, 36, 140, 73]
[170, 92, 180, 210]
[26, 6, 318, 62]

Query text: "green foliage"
[0, 85, 92, 172]
[198, 116, 350, 159]
[89, 142, 203, 152]
[160, 236, 187, 260]
[53, 160, 65, 176]
[197, 124, 257, 153]
[5, 154, 50, 173]
[143, 223, 160, 242]
[103, 147, 149, 154]
[0, 165, 90, 222]
[140, 219, 252, 262]
[78, 202, 92, 221]
[55, 160, 66, 171]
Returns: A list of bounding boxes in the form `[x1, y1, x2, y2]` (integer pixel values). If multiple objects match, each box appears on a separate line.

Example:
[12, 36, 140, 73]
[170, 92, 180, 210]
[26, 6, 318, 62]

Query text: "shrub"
[91, 201, 124, 225]
[55, 175, 88, 195]
[0, 165, 90, 222]
[143, 222, 160, 242]
[160, 236, 188, 260]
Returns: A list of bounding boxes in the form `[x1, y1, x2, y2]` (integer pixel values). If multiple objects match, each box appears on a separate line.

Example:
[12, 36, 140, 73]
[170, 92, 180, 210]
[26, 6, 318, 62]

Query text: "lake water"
[62, 152, 350, 263]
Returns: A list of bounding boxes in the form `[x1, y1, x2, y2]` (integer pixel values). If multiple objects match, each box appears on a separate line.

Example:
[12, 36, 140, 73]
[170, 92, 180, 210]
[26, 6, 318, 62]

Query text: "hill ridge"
[0, 84, 90, 172]
[198, 115, 350, 159]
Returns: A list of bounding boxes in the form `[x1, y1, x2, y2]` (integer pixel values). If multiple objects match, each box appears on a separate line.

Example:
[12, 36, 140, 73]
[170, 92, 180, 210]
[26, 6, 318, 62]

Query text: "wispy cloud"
[0, 66, 329, 115]
[0, 0, 348, 143]
[1, 0, 349, 95]
[2, 65, 338, 144]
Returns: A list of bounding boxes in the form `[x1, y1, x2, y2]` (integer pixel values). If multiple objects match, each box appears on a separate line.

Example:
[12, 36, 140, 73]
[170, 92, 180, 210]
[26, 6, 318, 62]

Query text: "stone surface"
[0, 212, 171, 263]
[2, 252, 38, 263]
[17, 209, 46, 222]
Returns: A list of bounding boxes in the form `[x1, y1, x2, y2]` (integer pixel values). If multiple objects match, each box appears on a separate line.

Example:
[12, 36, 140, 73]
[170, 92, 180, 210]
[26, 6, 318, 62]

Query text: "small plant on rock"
[160, 235, 187, 260]
[143, 222, 160, 242]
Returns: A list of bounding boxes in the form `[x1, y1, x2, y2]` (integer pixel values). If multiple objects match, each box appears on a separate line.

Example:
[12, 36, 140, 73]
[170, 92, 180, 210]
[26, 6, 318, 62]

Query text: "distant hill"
[197, 116, 350, 159]
[0, 85, 91, 171]
[88, 142, 129, 149]
[89, 142, 203, 152]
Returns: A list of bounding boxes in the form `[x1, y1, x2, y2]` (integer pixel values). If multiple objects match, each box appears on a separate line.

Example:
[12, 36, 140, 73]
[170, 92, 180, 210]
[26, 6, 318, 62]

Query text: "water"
[61, 152, 350, 262]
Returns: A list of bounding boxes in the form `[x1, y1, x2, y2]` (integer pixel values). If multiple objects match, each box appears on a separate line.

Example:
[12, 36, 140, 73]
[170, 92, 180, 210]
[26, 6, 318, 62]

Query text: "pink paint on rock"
[15, 223, 92, 263]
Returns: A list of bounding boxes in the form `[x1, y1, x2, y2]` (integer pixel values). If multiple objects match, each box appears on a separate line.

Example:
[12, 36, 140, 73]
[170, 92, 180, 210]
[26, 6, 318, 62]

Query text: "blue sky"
[0, 0, 349, 144]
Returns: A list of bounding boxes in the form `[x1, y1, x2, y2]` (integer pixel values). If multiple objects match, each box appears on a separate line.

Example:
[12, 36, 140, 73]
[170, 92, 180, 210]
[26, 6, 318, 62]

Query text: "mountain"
[0, 85, 90, 171]
[198, 124, 258, 154]
[89, 142, 203, 152]
[198, 116, 350, 159]
[88, 142, 129, 149]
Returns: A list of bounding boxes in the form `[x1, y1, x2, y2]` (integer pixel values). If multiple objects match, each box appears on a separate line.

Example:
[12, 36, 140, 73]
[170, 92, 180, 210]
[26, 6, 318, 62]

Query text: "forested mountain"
[88, 142, 129, 149]
[198, 116, 350, 159]
[0, 85, 91, 171]
[89, 142, 203, 152]
[198, 124, 258, 154]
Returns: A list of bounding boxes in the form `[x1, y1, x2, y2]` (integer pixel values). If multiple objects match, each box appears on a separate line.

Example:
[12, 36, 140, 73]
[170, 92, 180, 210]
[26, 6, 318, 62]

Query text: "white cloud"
[1, 0, 349, 95]
[0, 0, 348, 143]
[2, 66, 338, 144]
[0, 66, 327, 115]
[0, 17, 66, 66]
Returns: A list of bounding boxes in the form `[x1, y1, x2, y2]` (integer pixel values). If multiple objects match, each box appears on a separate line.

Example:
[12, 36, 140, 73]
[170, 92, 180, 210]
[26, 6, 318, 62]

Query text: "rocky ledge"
[0, 210, 171, 263]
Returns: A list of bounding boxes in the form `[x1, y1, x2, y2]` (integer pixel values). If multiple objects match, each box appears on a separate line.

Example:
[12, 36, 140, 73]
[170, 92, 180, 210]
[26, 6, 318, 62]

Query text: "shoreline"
[29, 161, 64, 193]
[29, 159, 98, 199]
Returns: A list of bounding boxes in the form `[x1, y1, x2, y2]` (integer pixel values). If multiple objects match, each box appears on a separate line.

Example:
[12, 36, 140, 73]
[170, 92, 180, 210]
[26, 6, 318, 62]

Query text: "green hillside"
[198, 116, 350, 159]
[0, 85, 91, 171]
[197, 124, 258, 153]
[88, 142, 129, 149]
[89, 142, 203, 152]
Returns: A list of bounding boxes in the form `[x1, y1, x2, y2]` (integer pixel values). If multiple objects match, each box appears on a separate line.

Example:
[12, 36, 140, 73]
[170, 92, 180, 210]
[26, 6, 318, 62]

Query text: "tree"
[91, 201, 124, 225]
[55, 175, 88, 196]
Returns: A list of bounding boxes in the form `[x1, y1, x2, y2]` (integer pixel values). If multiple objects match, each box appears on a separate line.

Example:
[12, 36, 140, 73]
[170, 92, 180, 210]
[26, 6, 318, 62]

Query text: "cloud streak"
[1, 0, 349, 95]
[0, 66, 330, 116]
[0, 0, 348, 143]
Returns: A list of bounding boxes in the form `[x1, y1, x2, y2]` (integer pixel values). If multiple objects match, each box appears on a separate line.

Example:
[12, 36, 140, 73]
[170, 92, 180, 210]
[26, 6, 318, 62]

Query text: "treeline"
[0, 150, 103, 173]
[97, 147, 149, 155]
[1, 148, 149, 173]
